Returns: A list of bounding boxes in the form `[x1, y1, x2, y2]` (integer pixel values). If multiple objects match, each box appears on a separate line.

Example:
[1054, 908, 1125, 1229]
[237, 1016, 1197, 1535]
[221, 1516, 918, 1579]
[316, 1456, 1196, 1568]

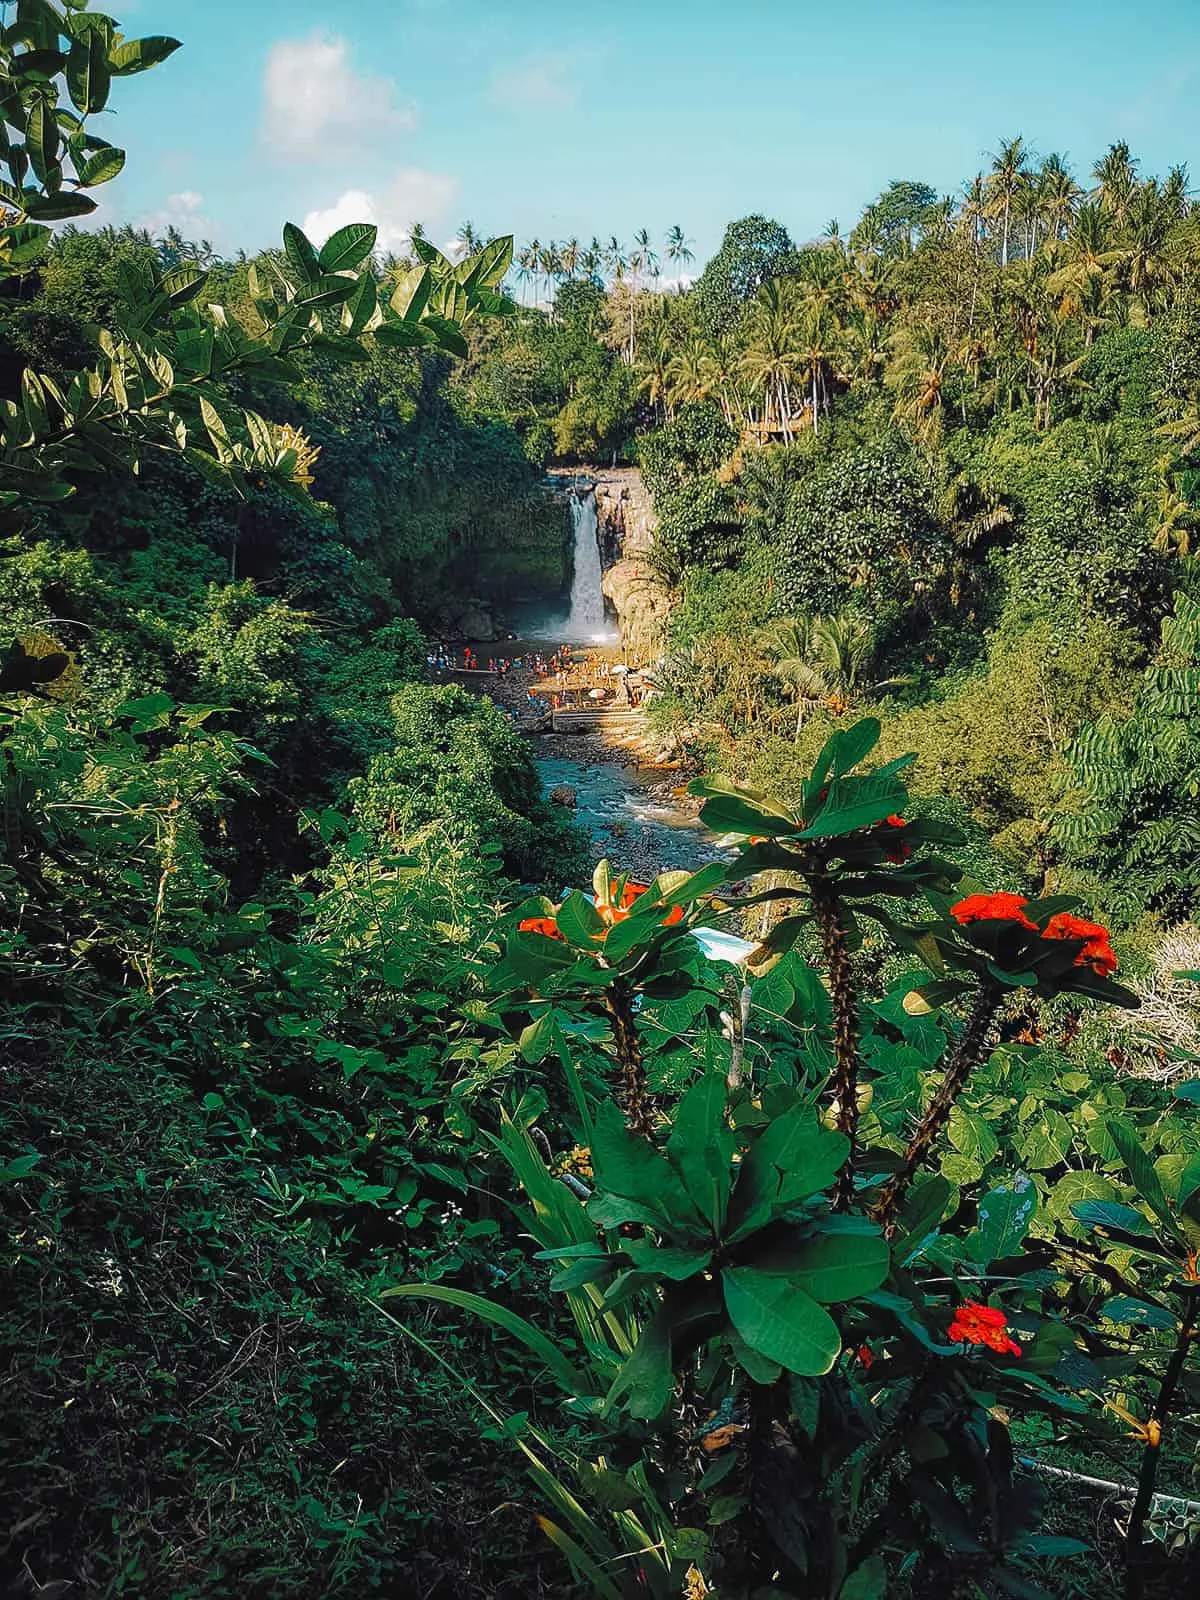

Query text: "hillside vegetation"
[2, 11, 1200, 1600]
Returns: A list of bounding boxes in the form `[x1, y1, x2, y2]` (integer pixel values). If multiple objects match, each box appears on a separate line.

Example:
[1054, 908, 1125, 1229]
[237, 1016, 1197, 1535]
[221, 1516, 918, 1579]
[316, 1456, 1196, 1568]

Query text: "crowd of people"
[425, 643, 576, 680]
[422, 639, 650, 725]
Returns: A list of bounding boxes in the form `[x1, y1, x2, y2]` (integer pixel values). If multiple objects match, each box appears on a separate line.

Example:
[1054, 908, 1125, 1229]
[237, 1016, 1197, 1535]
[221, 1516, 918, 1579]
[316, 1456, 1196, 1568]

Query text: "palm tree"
[580, 238, 604, 282]
[665, 224, 695, 284]
[988, 135, 1029, 266]
[666, 336, 718, 412]
[1048, 203, 1116, 341]
[456, 220, 481, 259]
[630, 226, 659, 285]
[604, 236, 628, 283]
[887, 323, 953, 444]
[740, 280, 805, 439]
[1036, 154, 1082, 246]
[1093, 141, 1139, 226]
[1147, 471, 1199, 556]
[1119, 181, 1174, 316]
[758, 618, 829, 738]
[517, 238, 541, 304]
[1163, 164, 1191, 222]
[637, 304, 675, 420]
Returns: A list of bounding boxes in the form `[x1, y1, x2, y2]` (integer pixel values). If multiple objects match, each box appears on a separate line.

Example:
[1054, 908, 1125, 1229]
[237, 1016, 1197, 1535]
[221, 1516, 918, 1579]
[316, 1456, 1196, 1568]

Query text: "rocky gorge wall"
[548, 466, 674, 654]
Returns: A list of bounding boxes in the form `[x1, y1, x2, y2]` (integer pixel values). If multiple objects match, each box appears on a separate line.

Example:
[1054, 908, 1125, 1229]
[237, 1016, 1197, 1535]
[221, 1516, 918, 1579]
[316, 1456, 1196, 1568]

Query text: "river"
[490, 486, 719, 879]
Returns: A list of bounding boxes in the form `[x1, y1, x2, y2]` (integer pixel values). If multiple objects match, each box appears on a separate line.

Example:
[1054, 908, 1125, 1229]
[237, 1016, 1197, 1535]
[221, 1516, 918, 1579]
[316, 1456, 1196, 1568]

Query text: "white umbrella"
[588, 688, 607, 700]
[611, 663, 630, 675]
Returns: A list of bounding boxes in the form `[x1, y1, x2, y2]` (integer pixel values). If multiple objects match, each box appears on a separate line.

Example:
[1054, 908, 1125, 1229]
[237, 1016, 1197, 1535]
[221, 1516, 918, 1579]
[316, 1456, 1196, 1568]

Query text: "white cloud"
[135, 190, 212, 238]
[263, 34, 417, 159]
[488, 53, 577, 111]
[303, 170, 459, 256]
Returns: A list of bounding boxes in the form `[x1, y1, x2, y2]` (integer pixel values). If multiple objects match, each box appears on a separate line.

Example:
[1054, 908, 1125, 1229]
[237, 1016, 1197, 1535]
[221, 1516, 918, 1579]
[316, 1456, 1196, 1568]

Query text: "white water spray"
[564, 490, 612, 641]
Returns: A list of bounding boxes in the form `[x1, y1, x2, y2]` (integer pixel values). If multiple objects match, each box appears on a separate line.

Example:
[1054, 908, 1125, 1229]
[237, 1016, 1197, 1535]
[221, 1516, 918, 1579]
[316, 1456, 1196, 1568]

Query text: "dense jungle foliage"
[3, 8, 1200, 1599]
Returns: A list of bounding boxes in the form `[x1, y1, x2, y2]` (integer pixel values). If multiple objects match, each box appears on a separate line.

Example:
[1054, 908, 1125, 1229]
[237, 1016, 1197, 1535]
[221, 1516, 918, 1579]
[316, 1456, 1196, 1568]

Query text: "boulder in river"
[548, 785, 578, 808]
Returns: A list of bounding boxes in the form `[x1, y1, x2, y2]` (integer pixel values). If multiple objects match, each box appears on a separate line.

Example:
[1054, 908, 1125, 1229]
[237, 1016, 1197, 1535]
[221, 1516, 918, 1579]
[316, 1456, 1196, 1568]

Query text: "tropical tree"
[988, 135, 1030, 266]
[664, 224, 695, 283]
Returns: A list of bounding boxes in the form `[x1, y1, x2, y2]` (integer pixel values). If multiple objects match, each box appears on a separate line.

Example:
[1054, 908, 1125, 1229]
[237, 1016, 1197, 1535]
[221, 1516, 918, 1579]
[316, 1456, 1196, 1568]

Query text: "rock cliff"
[547, 466, 672, 650]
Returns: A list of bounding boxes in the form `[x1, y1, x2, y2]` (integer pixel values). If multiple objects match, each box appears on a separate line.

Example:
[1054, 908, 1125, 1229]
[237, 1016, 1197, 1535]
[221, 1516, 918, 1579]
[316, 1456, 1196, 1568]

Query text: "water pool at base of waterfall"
[535, 755, 724, 876]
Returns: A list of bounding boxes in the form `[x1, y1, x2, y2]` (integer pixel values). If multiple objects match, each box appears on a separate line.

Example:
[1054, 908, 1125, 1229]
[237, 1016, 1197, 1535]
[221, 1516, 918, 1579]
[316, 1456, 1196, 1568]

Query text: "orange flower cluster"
[1042, 911, 1118, 977]
[597, 880, 684, 930]
[951, 892, 1037, 930]
[518, 880, 684, 945]
[950, 894, 1117, 976]
[948, 1301, 1022, 1358]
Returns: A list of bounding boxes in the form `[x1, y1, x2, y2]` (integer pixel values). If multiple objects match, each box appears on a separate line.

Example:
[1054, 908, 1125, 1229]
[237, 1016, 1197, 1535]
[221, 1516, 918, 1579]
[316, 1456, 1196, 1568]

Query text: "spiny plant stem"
[605, 977, 654, 1139]
[1126, 1285, 1199, 1598]
[871, 980, 1004, 1232]
[808, 872, 859, 1211]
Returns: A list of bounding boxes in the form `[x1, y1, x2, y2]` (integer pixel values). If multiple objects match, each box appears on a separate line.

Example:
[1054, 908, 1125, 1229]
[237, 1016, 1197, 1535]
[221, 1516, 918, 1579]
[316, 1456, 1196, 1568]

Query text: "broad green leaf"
[755, 1229, 890, 1303]
[24, 98, 58, 186]
[459, 234, 513, 290]
[1101, 1295, 1177, 1330]
[75, 142, 125, 185]
[391, 264, 432, 321]
[600, 908, 664, 962]
[1178, 1152, 1200, 1213]
[1070, 1199, 1155, 1237]
[0, 221, 50, 266]
[969, 1173, 1037, 1263]
[729, 1107, 847, 1238]
[895, 1175, 953, 1252]
[66, 29, 109, 113]
[282, 222, 320, 284]
[344, 273, 378, 337]
[841, 1556, 887, 1600]
[800, 776, 904, 840]
[554, 890, 606, 949]
[23, 192, 96, 220]
[723, 1267, 841, 1375]
[1106, 1118, 1179, 1235]
[380, 1285, 591, 1396]
[293, 273, 358, 309]
[518, 1012, 556, 1065]
[318, 221, 377, 273]
[590, 1100, 699, 1230]
[604, 1304, 674, 1418]
[697, 792, 797, 837]
[666, 1072, 733, 1230]
[375, 320, 433, 350]
[107, 35, 182, 75]
[423, 314, 469, 356]
[826, 718, 882, 778]
[621, 1240, 711, 1280]
[1050, 1169, 1118, 1225]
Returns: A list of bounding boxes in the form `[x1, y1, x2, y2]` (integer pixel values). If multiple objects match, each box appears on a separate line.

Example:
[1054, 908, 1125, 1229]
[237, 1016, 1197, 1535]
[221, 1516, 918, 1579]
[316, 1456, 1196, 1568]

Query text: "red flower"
[518, 915, 565, 942]
[601, 879, 686, 932]
[856, 1343, 875, 1371]
[948, 1301, 1022, 1358]
[951, 892, 1036, 930]
[1042, 912, 1117, 977]
[876, 814, 912, 864]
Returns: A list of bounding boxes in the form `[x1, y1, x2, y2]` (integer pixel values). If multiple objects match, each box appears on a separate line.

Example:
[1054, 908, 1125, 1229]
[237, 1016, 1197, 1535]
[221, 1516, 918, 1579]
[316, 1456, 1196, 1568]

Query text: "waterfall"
[564, 490, 611, 640]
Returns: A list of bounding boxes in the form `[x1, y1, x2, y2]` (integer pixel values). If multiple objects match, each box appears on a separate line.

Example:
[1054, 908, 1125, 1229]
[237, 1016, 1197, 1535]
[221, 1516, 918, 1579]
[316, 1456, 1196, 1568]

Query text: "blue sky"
[99, 0, 1200, 268]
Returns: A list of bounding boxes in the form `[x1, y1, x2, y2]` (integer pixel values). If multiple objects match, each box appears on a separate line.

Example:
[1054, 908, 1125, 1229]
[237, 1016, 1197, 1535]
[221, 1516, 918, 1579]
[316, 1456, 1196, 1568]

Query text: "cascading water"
[564, 489, 612, 640]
